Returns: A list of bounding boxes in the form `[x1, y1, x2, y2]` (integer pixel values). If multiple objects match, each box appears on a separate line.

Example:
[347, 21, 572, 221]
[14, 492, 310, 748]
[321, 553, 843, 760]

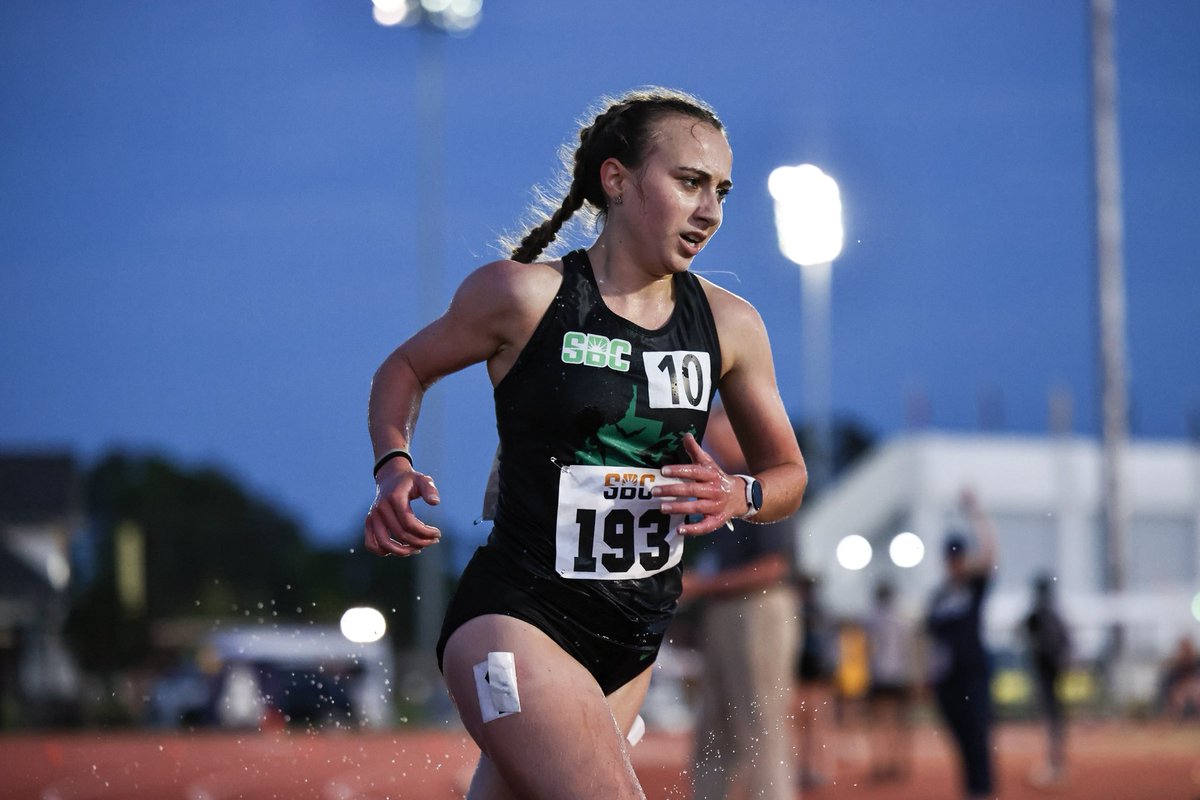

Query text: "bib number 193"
[555, 466, 685, 580]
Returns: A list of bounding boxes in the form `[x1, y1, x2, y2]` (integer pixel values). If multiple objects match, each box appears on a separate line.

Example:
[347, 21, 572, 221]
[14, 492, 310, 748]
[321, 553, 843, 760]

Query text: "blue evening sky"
[2, 2, 1198, 549]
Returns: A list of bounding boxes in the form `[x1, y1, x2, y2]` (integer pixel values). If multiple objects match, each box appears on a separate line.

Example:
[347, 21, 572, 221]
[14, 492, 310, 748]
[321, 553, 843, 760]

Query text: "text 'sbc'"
[560, 331, 632, 373]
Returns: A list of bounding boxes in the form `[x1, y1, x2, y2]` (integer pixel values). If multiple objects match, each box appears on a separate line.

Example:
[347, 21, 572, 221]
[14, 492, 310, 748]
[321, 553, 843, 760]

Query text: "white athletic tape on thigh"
[626, 714, 646, 747]
[473, 651, 521, 723]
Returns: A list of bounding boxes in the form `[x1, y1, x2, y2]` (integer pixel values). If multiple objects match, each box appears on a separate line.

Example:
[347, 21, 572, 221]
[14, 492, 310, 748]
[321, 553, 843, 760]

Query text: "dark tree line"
[65, 452, 422, 672]
[793, 416, 876, 498]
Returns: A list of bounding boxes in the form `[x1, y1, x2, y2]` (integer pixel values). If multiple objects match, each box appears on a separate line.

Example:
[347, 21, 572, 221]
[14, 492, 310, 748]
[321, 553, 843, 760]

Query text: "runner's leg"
[443, 614, 648, 800]
[465, 666, 651, 800]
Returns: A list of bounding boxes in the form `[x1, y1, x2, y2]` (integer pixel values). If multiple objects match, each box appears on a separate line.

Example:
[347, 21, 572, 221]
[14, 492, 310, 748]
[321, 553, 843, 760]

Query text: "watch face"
[750, 479, 763, 510]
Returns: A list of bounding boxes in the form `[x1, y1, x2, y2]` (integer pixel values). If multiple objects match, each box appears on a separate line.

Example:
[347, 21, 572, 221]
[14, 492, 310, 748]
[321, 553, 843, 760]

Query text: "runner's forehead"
[646, 115, 732, 182]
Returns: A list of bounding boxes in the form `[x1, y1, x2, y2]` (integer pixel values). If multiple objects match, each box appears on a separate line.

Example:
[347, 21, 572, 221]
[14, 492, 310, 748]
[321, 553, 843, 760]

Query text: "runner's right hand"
[364, 462, 442, 557]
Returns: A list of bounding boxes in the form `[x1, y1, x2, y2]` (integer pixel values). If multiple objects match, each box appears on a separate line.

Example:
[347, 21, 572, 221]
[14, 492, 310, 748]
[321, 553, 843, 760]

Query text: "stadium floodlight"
[372, 0, 482, 33]
[372, 0, 413, 26]
[768, 164, 844, 267]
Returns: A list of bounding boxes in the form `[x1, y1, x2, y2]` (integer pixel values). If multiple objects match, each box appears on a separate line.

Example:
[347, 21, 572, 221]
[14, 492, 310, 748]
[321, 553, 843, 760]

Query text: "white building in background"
[205, 626, 396, 729]
[796, 432, 1200, 672]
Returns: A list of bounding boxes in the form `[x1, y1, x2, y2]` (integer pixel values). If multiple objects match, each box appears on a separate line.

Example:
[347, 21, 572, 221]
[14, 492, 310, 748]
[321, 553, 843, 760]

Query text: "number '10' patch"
[643, 351, 712, 410]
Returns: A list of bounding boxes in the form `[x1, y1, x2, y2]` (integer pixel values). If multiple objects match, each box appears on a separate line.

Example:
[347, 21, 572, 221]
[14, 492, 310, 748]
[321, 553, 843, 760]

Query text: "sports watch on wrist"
[734, 474, 763, 519]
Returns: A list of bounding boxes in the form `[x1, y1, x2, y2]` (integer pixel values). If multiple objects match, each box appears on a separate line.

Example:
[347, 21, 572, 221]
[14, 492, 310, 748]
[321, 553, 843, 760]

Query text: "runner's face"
[623, 115, 732, 273]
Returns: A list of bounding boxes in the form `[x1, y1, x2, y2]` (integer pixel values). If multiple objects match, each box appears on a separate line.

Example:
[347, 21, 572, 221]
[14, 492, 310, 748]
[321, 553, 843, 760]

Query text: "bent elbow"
[792, 460, 809, 511]
[768, 461, 808, 521]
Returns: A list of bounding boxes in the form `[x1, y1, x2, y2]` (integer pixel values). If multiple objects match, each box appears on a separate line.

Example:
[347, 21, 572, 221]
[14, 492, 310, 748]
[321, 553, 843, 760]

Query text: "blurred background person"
[864, 580, 916, 783]
[793, 574, 838, 790]
[1159, 636, 1200, 721]
[1022, 573, 1071, 786]
[685, 401, 801, 800]
[925, 487, 998, 800]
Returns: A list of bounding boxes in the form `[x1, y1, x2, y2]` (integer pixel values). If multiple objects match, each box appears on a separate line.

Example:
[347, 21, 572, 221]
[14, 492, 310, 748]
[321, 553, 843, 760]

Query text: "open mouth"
[680, 232, 706, 251]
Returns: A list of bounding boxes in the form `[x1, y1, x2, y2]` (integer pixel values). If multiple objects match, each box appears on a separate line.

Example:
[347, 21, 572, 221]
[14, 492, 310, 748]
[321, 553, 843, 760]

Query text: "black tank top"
[488, 249, 722, 617]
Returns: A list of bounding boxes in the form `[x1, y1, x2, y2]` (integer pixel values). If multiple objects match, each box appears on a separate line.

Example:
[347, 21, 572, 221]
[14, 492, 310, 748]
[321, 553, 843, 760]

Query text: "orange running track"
[2, 721, 1198, 799]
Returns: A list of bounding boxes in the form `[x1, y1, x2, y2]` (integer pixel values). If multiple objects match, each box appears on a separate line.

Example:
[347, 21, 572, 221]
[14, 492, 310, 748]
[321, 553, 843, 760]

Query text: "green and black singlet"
[437, 249, 722, 693]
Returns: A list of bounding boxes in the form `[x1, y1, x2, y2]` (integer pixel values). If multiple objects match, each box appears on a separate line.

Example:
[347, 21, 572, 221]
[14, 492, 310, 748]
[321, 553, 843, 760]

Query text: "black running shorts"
[436, 544, 671, 696]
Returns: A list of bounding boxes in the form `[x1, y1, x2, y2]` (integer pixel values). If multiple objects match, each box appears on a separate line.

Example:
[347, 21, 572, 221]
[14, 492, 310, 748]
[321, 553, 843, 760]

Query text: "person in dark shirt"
[363, 88, 807, 800]
[925, 488, 998, 800]
[1160, 636, 1200, 720]
[1022, 573, 1071, 785]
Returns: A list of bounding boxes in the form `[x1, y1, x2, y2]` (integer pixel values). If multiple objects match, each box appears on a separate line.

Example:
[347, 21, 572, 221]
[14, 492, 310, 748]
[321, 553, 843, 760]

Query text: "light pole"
[1089, 0, 1130, 696]
[372, 0, 482, 657]
[768, 164, 844, 492]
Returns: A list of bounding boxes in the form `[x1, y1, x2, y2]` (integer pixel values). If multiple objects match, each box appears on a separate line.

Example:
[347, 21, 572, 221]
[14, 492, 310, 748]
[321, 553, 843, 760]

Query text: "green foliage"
[66, 455, 355, 671]
[84, 453, 308, 616]
[65, 452, 429, 670]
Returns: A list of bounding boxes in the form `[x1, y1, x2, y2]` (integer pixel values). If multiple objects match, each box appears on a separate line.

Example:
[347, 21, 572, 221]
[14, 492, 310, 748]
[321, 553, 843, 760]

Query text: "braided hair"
[506, 87, 724, 264]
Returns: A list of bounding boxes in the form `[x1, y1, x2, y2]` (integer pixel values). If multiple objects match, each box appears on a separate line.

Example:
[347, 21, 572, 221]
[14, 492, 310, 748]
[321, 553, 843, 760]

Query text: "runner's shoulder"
[694, 272, 766, 332]
[461, 258, 563, 316]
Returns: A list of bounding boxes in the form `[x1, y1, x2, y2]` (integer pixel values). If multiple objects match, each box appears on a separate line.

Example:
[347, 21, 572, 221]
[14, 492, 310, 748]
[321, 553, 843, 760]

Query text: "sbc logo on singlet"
[603, 472, 655, 500]
[560, 331, 631, 373]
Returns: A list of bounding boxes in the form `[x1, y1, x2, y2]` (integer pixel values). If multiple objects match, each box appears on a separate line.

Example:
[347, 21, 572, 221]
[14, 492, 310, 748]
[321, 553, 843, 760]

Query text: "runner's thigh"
[442, 614, 645, 800]
[606, 664, 653, 736]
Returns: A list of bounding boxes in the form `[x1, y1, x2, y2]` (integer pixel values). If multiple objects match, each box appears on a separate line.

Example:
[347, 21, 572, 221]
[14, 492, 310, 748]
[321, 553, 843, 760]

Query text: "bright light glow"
[836, 534, 872, 571]
[375, 0, 480, 34]
[47, 551, 71, 591]
[1192, 592, 1200, 623]
[768, 164, 844, 266]
[340, 607, 387, 643]
[440, 10, 481, 34]
[889, 532, 926, 568]
[372, 6, 409, 26]
[449, 0, 483, 17]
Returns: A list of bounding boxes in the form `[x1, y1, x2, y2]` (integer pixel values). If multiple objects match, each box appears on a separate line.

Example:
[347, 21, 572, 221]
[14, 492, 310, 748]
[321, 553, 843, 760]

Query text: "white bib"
[554, 465, 687, 580]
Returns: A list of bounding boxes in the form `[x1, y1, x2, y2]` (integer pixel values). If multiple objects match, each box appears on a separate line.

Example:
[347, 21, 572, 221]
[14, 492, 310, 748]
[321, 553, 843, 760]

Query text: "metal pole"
[801, 261, 833, 492]
[1090, 0, 1130, 670]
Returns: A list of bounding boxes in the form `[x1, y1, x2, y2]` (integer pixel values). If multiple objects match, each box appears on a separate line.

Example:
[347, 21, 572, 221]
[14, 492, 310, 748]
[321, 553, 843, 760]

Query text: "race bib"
[555, 465, 687, 580]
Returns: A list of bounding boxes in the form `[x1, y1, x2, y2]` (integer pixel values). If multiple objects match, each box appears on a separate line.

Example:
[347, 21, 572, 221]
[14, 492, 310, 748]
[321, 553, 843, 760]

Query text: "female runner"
[365, 86, 807, 799]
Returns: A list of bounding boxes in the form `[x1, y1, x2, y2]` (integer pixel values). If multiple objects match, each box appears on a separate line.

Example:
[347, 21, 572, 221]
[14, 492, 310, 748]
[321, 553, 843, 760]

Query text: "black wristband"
[373, 449, 413, 478]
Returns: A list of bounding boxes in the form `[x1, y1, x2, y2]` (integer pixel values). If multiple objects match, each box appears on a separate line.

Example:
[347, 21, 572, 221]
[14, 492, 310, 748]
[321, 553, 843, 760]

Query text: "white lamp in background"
[836, 534, 872, 571]
[768, 164, 844, 491]
[888, 531, 926, 568]
[340, 606, 387, 644]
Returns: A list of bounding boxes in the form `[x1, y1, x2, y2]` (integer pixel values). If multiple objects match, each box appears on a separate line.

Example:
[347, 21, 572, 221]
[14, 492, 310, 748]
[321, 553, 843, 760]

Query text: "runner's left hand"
[654, 433, 747, 535]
